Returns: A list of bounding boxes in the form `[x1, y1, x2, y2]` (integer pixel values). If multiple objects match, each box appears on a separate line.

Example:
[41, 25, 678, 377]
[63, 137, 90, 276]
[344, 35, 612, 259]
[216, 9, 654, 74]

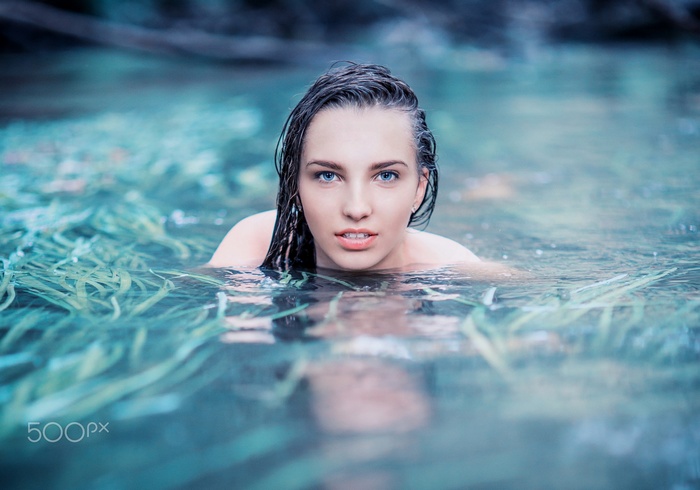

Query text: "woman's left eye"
[377, 171, 398, 182]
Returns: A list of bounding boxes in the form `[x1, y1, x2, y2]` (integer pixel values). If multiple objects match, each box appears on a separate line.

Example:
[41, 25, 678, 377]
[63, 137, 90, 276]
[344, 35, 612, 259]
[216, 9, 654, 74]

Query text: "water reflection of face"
[219, 273, 467, 438]
[220, 270, 463, 343]
[305, 292, 421, 338]
[307, 358, 430, 434]
[304, 290, 461, 341]
[302, 291, 434, 437]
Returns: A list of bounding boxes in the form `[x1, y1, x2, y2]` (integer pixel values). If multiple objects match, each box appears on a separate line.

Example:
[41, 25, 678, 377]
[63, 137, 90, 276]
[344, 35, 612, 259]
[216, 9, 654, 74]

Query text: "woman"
[209, 63, 480, 271]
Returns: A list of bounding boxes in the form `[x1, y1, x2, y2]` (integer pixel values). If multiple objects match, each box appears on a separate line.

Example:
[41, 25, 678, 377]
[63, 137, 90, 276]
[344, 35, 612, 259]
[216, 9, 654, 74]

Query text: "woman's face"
[298, 105, 427, 271]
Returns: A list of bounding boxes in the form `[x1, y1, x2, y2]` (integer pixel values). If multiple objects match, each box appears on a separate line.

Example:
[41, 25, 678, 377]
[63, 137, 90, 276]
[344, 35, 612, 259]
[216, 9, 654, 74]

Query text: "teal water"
[1, 44, 699, 489]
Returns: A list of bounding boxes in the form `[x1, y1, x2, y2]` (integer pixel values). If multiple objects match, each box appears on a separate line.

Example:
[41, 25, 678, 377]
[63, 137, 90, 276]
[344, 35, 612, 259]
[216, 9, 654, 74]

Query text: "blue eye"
[378, 171, 398, 182]
[317, 171, 336, 182]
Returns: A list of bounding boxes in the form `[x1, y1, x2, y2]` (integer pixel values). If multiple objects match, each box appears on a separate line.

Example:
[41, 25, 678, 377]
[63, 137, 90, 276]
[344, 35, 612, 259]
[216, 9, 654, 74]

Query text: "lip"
[335, 229, 378, 251]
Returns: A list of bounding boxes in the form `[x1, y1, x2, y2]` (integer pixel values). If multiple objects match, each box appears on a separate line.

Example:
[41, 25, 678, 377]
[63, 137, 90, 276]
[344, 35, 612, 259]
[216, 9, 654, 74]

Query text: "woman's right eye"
[317, 171, 337, 182]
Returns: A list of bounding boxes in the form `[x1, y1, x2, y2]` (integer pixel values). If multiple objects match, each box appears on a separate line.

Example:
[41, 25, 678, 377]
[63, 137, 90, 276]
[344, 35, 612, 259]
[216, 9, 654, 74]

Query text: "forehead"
[302, 106, 416, 165]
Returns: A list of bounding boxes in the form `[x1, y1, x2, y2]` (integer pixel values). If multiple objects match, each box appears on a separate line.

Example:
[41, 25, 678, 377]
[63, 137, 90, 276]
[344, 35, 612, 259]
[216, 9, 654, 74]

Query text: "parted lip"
[335, 228, 377, 236]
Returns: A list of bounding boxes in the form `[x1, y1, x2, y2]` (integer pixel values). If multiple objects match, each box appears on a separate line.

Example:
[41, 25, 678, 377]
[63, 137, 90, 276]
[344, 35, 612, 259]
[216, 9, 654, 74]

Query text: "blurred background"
[1, 3, 699, 489]
[1, 0, 699, 59]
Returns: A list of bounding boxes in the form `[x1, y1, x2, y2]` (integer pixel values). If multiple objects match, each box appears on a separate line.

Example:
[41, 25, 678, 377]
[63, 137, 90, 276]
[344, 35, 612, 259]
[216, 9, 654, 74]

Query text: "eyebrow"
[305, 160, 409, 171]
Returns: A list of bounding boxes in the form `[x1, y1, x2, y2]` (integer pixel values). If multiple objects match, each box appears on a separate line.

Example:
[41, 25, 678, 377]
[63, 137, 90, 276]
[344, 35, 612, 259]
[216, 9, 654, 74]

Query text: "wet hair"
[261, 63, 438, 271]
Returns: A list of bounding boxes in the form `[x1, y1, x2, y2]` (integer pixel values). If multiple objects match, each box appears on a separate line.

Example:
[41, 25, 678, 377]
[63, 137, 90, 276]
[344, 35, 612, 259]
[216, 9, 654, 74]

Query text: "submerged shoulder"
[406, 230, 480, 265]
[207, 210, 276, 267]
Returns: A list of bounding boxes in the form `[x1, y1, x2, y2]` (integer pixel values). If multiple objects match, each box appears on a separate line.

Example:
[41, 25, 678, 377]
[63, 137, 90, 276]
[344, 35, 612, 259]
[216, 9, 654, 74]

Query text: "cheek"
[298, 179, 314, 207]
[377, 193, 413, 224]
[298, 184, 328, 227]
[299, 183, 319, 204]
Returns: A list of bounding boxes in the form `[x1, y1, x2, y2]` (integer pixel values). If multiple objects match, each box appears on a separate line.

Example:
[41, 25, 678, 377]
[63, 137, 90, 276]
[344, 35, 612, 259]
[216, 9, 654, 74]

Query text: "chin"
[323, 253, 384, 272]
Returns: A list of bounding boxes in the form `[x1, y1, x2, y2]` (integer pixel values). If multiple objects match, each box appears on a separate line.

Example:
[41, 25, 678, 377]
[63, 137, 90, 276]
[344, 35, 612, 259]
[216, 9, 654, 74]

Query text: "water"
[1, 44, 699, 489]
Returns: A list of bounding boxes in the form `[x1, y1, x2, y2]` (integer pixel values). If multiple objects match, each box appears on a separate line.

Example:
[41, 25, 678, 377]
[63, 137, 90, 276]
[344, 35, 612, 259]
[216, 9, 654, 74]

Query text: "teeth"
[343, 233, 370, 239]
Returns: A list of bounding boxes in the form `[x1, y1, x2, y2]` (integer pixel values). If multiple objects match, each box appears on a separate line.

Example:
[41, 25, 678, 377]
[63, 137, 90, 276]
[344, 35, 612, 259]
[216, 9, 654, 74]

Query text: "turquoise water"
[1, 44, 699, 489]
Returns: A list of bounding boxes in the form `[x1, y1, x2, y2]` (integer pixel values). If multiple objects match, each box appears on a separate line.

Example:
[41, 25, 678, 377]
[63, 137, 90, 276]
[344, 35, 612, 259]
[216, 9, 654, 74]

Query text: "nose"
[342, 183, 372, 221]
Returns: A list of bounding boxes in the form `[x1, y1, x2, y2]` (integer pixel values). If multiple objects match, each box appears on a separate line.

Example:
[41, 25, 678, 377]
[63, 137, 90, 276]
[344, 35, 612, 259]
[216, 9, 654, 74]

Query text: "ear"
[413, 167, 429, 211]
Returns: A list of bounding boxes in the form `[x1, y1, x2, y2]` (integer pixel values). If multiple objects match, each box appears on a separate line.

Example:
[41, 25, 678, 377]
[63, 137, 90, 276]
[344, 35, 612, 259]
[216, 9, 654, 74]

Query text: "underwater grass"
[0, 196, 231, 436]
[0, 120, 696, 443]
[0, 282, 232, 429]
[1, 192, 697, 442]
[0, 51, 697, 490]
[1, 199, 214, 315]
[449, 267, 697, 378]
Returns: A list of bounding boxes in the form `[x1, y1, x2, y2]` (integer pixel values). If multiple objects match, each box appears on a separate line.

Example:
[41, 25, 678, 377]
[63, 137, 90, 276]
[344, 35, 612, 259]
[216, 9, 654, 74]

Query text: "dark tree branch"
[0, 0, 356, 62]
[640, 0, 700, 32]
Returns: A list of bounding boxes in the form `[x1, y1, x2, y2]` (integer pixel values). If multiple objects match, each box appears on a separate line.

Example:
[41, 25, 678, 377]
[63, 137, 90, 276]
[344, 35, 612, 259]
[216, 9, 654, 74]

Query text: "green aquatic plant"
[0, 90, 697, 480]
[0, 306, 227, 435]
[1, 193, 695, 441]
[448, 267, 699, 381]
[0, 193, 232, 436]
[1, 47, 698, 490]
[1, 199, 215, 314]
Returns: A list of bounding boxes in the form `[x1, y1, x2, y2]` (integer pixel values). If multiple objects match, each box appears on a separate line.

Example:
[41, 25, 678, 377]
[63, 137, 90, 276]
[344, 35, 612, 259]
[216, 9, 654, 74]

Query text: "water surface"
[0, 44, 699, 489]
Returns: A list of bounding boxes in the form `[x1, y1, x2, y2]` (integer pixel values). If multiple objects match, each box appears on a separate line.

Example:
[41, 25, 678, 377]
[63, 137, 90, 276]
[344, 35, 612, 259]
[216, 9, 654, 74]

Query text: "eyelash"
[313, 171, 400, 183]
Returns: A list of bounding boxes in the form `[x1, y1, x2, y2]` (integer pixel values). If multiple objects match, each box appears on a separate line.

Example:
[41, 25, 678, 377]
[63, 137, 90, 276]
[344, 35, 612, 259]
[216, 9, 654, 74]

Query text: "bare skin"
[208, 106, 482, 271]
[208, 209, 480, 268]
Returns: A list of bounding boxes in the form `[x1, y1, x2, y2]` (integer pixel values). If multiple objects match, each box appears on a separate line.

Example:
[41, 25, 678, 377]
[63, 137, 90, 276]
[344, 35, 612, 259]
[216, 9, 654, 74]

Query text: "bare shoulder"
[207, 210, 276, 267]
[406, 230, 521, 278]
[406, 230, 480, 265]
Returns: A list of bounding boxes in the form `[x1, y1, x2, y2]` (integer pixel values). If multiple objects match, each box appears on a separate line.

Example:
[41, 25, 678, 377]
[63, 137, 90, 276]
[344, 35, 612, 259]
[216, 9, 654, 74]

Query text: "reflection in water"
[308, 359, 430, 434]
[218, 269, 447, 489]
[202, 262, 699, 489]
[216, 267, 566, 438]
[220, 269, 443, 438]
[302, 286, 433, 434]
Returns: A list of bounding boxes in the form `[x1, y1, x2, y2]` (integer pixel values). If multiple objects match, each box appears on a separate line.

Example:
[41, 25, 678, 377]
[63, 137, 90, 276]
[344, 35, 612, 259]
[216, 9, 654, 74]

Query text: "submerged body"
[209, 105, 480, 271]
[208, 64, 491, 272]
